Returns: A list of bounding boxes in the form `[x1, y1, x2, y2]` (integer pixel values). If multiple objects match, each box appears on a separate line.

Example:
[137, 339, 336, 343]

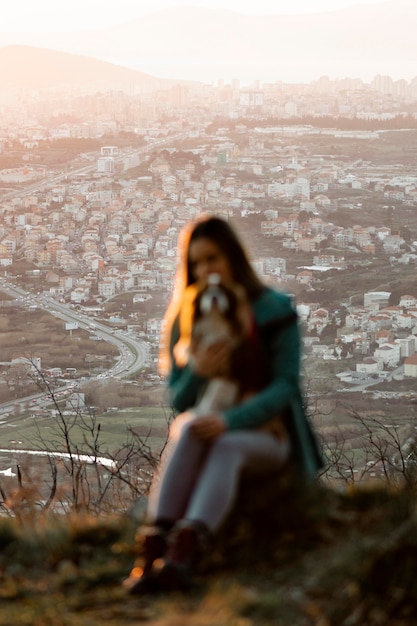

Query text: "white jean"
[147, 412, 291, 532]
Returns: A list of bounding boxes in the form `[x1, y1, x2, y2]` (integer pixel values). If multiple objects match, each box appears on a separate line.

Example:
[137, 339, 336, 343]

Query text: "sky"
[1, 0, 412, 85]
[3, 0, 386, 32]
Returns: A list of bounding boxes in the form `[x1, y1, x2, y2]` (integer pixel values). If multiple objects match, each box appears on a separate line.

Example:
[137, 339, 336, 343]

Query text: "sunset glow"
[1, 0, 415, 85]
[2, 0, 392, 32]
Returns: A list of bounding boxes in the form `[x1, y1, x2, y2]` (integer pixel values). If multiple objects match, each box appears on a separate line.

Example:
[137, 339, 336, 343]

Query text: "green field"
[0, 406, 171, 458]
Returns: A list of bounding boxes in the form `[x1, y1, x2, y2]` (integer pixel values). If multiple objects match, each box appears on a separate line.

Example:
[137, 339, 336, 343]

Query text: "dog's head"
[190, 274, 266, 393]
[191, 274, 246, 348]
[173, 274, 249, 368]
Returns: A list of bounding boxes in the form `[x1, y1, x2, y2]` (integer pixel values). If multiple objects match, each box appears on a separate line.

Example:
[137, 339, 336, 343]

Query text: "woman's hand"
[191, 340, 232, 379]
[190, 413, 226, 441]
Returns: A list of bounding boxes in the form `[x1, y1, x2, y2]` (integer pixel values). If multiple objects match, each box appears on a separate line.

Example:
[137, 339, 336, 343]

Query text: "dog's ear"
[173, 284, 199, 366]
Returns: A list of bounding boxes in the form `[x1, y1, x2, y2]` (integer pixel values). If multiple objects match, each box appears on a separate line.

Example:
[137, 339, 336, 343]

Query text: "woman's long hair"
[158, 215, 265, 376]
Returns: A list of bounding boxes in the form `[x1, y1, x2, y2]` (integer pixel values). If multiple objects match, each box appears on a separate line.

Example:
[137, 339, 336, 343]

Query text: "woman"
[125, 215, 323, 593]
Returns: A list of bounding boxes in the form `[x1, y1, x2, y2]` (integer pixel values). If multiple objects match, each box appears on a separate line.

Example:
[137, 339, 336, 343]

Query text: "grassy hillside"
[0, 406, 169, 454]
[0, 482, 416, 625]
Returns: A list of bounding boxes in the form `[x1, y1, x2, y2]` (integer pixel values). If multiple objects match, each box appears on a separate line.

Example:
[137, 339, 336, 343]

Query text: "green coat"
[167, 287, 324, 482]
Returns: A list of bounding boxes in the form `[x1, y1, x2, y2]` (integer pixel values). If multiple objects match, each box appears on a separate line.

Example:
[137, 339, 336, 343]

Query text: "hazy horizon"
[2, 0, 389, 32]
[1, 0, 415, 86]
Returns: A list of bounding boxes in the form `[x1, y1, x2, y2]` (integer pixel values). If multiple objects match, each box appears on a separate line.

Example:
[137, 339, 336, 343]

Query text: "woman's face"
[188, 237, 233, 283]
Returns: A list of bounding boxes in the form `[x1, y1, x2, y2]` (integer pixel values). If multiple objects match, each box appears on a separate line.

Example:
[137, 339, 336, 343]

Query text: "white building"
[399, 295, 417, 309]
[374, 342, 401, 367]
[404, 354, 417, 377]
[395, 336, 416, 358]
[97, 157, 115, 174]
[364, 291, 391, 308]
[70, 287, 90, 303]
[98, 279, 116, 298]
[146, 318, 162, 337]
[356, 358, 381, 374]
[129, 220, 144, 235]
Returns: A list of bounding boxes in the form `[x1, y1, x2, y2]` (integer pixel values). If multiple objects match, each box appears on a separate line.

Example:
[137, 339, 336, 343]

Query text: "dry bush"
[0, 363, 169, 518]
[0, 417, 163, 518]
[319, 401, 417, 489]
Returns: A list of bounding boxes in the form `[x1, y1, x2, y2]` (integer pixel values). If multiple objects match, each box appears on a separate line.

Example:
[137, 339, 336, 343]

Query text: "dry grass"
[0, 305, 118, 371]
[1, 483, 417, 625]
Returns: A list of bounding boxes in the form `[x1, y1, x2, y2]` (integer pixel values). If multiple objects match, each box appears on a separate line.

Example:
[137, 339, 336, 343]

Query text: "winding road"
[0, 279, 150, 418]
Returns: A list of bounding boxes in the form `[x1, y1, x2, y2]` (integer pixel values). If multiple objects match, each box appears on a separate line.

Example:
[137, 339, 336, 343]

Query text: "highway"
[0, 137, 190, 417]
[0, 279, 150, 417]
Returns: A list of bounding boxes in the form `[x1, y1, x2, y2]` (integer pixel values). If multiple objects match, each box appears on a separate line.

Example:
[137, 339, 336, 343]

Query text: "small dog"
[174, 274, 266, 415]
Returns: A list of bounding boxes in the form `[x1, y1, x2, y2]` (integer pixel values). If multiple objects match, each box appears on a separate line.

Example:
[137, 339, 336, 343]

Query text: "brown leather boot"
[154, 520, 210, 591]
[123, 525, 168, 595]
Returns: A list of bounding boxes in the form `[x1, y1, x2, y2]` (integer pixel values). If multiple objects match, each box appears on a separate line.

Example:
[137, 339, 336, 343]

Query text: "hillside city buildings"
[1, 73, 417, 389]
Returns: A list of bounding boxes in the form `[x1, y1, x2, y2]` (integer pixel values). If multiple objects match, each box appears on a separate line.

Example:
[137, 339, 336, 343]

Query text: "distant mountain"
[0, 1, 416, 84]
[0, 45, 176, 91]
